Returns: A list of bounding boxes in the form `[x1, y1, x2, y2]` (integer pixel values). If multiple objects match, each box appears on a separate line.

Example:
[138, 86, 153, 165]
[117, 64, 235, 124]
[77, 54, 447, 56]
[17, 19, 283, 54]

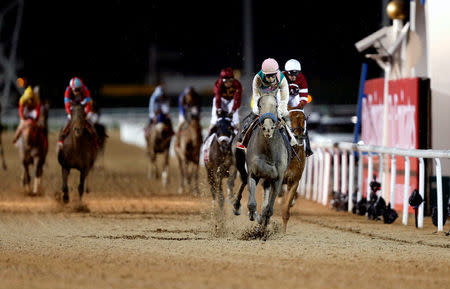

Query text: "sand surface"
[0, 131, 449, 289]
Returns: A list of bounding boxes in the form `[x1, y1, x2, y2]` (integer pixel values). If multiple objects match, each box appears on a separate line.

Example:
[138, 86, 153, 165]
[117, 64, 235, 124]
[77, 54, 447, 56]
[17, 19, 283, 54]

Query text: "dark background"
[9, 0, 386, 108]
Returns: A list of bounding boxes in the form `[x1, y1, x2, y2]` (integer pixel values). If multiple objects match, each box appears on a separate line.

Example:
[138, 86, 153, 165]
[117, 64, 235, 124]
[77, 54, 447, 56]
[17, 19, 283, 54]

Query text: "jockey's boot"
[281, 115, 298, 147]
[236, 112, 258, 150]
[57, 122, 71, 150]
[304, 130, 313, 157]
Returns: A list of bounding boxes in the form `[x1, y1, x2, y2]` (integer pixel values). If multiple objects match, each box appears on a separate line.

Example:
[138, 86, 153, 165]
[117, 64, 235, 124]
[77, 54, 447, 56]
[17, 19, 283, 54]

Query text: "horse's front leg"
[32, 157, 45, 195]
[217, 175, 224, 210]
[260, 178, 283, 228]
[260, 180, 271, 212]
[162, 149, 169, 187]
[207, 169, 217, 208]
[247, 175, 259, 221]
[61, 167, 70, 203]
[176, 153, 185, 194]
[226, 165, 237, 201]
[232, 182, 246, 216]
[78, 169, 87, 208]
[151, 152, 159, 180]
[22, 162, 31, 193]
[282, 180, 300, 233]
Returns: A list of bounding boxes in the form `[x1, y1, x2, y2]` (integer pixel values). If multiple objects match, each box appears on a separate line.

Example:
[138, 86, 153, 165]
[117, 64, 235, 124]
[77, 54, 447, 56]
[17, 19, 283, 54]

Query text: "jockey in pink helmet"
[236, 58, 297, 150]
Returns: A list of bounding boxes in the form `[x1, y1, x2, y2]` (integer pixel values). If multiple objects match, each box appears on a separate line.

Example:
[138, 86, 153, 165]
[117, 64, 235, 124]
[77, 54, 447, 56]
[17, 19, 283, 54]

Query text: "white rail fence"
[299, 142, 450, 232]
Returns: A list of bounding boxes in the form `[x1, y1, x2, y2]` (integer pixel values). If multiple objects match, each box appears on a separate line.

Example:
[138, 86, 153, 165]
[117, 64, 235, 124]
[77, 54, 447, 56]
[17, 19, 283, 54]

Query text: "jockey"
[177, 86, 201, 132]
[58, 77, 98, 149]
[283, 59, 313, 157]
[208, 67, 242, 136]
[236, 58, 297, 150]
[148, 81, 174, 134]
[13, 86, 41, 144]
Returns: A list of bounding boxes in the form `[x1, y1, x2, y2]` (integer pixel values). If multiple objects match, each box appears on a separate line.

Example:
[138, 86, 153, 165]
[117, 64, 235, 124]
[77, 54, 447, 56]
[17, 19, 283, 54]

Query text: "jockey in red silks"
[12, 86, 41, 144]
[208, 67, 242, 136]
[282, 59, 313, 157]
[57, 77, 98, 149]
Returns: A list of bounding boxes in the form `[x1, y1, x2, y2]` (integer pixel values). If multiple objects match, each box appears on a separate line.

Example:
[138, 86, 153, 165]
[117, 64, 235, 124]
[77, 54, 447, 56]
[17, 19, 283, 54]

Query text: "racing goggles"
[222, 77, 234, 83]
[287, 70, 299, 76]
[264, 73, 277, 82]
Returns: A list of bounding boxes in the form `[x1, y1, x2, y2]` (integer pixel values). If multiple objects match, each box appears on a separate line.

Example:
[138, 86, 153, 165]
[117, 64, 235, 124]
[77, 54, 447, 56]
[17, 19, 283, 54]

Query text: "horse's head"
[261, 118, 276, 139]
[71, 103, 86, 138]
[216, 117, 233, 152]
[185, 89, 197, 106]
[288, 108, 306, 137]
[258, 94, 278, 115]
[22, 119, 38, 148]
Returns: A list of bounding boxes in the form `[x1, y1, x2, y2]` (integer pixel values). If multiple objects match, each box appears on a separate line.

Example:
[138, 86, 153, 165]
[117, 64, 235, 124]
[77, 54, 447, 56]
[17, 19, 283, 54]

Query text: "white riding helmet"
[284, 59, 301, 72]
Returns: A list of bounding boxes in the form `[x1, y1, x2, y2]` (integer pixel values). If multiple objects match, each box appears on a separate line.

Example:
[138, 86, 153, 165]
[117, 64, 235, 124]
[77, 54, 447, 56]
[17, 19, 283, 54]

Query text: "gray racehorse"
[242, 94, 290, 229]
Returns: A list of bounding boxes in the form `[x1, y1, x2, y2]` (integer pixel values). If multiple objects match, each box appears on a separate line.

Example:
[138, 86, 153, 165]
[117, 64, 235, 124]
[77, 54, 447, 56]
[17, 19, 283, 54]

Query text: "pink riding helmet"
[261, 58, 280, 81]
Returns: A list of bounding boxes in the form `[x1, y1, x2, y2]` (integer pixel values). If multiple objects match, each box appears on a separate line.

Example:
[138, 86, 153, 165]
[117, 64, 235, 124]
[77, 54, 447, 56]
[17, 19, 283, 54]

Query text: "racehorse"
[174, 111, 202, 195]
[17, 119, 48, 195]
[280, 107, 307, 232]
[233, 94, 290, 230]
[204, 114, 235, 209]
[58, 103, 98, 207]
[145, 113, 173, 186]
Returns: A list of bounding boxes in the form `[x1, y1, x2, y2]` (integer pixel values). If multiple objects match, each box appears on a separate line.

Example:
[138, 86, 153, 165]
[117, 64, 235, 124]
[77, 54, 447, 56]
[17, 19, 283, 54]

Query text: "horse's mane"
[71, 104, 85, 120]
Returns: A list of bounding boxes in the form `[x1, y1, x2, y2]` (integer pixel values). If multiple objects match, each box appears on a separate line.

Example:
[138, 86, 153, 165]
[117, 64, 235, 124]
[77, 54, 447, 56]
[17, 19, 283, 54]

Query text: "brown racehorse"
[204, 114, 235, 209]
[174, 113, 202, 195]
[145, 114, 173, 186]
[280, 107, 307, 233]
[58, 103, 98, 207]
[17, 119, 48, 194]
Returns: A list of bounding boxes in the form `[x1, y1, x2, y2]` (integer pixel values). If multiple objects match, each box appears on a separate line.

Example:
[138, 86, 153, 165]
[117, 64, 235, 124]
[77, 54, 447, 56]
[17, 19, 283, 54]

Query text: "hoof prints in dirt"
[238, 221, 281, 241]
[83, 234, 206, 241]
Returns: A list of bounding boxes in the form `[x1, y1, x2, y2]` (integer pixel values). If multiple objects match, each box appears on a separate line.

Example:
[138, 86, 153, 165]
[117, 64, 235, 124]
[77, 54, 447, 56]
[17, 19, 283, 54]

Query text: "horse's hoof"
[256, 214, 263, 225]
[62, 194, 69, 204]
[178, 187, 183, 194]
[28, 191, 38, 197]
[248, 211, 257, 221]
[232, 205, 242, 216]
[290, 198, 296, 207]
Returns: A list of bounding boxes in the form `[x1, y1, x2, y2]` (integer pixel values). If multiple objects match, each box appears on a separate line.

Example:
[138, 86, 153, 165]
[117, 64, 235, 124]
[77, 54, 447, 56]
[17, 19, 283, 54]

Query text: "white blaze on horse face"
[262, 118, 275, 138]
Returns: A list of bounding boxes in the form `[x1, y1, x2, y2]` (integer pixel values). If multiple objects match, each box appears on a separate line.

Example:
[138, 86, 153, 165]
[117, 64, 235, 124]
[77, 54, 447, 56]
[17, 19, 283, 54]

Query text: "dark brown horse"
[204, 115, 235, 208]
[16, 119, 48, 194]
[280, 108, 307, 232]
[58, 103, 98, 207]
[174, 113, 202, 195]
[145, 114, 173, 186]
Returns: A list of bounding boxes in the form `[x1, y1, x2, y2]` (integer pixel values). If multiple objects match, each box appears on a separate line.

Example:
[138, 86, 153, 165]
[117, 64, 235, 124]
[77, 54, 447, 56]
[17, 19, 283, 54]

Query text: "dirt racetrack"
[0, 130, 449, 289]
